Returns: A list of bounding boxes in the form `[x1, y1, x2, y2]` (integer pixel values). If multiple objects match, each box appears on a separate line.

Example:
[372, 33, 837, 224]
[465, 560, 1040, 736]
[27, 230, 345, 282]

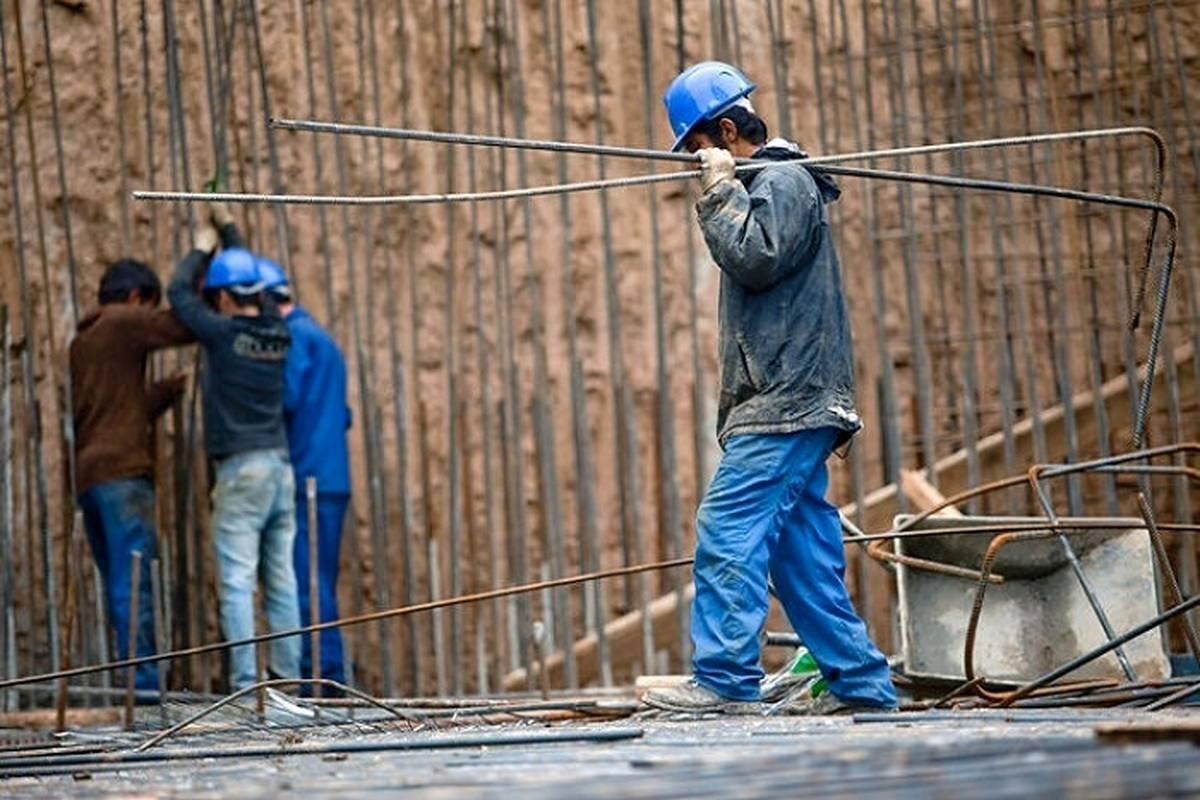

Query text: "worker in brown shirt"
[70, 258, 192, 694]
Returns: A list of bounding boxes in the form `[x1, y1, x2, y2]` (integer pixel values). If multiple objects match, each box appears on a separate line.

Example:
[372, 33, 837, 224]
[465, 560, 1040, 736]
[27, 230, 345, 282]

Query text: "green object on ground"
[785, 647, 827, 698]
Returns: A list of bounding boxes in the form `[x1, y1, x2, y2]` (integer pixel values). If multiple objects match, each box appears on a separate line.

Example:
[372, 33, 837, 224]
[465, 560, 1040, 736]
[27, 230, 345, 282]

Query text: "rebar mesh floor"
[3, 707, 1200, 798]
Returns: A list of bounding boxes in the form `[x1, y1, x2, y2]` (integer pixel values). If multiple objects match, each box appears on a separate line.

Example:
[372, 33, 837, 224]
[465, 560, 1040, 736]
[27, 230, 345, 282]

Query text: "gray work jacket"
[696, 138, 861, 449]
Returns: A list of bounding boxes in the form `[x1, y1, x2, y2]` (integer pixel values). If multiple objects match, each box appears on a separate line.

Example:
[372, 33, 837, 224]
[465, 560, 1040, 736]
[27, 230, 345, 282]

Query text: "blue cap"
[204, 248, 263, 295]
[662, 61, 756, 152]
[255, 256, 290, 298]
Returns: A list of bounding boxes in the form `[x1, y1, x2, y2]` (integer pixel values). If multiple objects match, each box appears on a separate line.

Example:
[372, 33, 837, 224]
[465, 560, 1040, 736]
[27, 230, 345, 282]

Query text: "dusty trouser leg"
[690, 433, 817, 701]
[78, 478, 160, 691]
[295, 492, 348, 684]
[212, 452, 273, 691]
[767, 431, 896, 709]
[261, 452, 301, 680]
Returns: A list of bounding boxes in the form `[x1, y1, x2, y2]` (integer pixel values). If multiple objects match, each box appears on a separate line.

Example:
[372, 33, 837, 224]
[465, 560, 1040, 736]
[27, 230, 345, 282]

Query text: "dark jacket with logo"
[695, 138, 861, 449]
[167, 225, 290, 461]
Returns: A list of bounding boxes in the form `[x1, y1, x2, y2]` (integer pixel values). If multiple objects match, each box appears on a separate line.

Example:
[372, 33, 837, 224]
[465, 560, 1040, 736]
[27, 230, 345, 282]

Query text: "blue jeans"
[294, 492, 348, 685]
[212, 449, 301, 690]
[78, 477, 159, 691]
[691, 428, 896, 706]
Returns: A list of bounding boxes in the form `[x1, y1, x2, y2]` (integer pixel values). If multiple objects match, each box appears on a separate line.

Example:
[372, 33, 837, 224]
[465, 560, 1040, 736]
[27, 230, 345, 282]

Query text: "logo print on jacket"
[232, 331, 288, 361]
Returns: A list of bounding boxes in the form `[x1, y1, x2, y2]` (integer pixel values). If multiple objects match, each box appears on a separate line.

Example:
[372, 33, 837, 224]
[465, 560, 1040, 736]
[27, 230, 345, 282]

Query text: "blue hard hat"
[204, 248, 263, 295]
[255, 256, 290, 297]
[663, 61, 757, 152]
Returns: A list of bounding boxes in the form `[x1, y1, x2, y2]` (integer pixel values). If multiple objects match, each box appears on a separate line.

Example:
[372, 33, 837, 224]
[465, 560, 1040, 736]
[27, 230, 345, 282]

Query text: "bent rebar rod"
[1000, 591, 1200, 707]
[133, 678, 423, 753]
[1027, 465, 1136, 680]
[266, 120, 1166, 332]
[269, 118, 1159, 175]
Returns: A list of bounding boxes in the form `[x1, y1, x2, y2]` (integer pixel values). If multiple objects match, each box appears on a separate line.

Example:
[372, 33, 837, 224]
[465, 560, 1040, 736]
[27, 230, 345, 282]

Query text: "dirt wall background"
[1, 0, 1197, 696]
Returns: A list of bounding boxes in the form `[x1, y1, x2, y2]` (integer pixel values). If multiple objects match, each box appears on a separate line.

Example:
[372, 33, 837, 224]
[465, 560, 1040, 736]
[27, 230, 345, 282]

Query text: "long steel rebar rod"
[135, 151, 1182, 451]
[268, 119, 1164, 172]
[0, 727, 645, 778]
[254, 120, 1173, 349]
[128, 161, 1171, 216]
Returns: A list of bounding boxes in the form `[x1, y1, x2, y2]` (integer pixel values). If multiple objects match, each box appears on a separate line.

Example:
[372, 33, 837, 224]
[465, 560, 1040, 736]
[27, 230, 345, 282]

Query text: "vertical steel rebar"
[980, 0, 1050, 481]
[138, 0, 160, 265]
[487, 0, 532, 679]
[877, 0, 937, 483]
[1143, 4, 1195, 539]
[468, 0, 505, 690]
[942, 0, 983, 512]
[307, 477, 321, 697]
[392, 0, 426, 695]
[1025, 0, 1082, 512]
[823, 0, 875, 622]
[674, 4, 708, 603]
[503, 0, 574, 691]
[965, 0, 1022, 514]
[0, 307, 11, 713]
[15, 0, 67, 679]
[583, 0, 653, 677]
[296, 0, 337, 325]
[40, 0, 80, 318]
[150, 559, 166, 727]
[314, 0, 395, 697]
[853, 0, 904, 647]
[1066, 0, 1119, 515]
[124, 550, 143, 731]
[638, 0, 686, 672]
[0, 0, 60, 679]
[244, 0, 294, 271]
[764, 0, 794, 141]
[444, 0, 467, 697]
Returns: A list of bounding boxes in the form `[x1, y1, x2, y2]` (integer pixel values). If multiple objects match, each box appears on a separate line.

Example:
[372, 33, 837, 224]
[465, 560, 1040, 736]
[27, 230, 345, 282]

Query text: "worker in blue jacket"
[257, 258, 351, 687]
[643, 62, 896, 716]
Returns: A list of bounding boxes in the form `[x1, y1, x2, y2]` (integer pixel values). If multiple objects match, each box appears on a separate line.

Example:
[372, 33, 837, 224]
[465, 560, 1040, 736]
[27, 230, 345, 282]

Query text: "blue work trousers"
[212, 448, 302, 690]
[294, 491, 348, 685]
[691, 428, 896, 706]
[78, 477, 159, 691]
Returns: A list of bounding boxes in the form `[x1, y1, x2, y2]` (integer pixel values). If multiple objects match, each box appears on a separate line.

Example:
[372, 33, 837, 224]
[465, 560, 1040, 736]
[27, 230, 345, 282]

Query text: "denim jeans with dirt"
[78, 477, 159, 691]
[212, 448, 301, 690]
[690, 428, 896, 708]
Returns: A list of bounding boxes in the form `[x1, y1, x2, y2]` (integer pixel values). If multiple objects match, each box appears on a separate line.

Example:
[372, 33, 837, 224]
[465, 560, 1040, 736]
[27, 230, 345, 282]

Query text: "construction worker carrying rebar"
[256, 258, 352, 690]
[70, 259, 193, 697]
[167, 202, 301, 692]
[642, 61, 897, 715]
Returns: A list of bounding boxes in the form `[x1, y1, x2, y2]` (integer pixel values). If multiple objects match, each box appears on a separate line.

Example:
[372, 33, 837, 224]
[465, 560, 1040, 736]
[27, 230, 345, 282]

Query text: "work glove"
[193, 225, 219, 255]
[697, 147, 736, 194]
[209, 199, 234, 229]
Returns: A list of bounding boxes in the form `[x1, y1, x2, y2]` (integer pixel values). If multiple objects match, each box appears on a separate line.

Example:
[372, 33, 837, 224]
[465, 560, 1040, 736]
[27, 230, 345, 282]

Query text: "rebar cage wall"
[0, 0, 1196, 700]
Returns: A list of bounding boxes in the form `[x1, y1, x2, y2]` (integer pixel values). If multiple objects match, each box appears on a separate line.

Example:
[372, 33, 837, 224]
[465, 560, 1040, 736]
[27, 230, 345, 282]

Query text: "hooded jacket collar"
[749, 138, 842, 203]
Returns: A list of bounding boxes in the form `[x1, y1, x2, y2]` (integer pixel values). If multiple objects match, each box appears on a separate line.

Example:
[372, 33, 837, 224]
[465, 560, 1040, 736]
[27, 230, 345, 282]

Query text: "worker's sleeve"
[129, 307, 196, 351]
[217, 221, 246, 251]
[167, 250, 230, 344]
[146, 377, 184, 419]
[695, 165, 824, 292]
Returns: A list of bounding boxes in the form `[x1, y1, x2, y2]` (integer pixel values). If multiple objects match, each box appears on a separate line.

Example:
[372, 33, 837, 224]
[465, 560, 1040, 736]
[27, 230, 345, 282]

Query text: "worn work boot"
[641, 679, 762, 716]
[790, 691, 898, 717]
